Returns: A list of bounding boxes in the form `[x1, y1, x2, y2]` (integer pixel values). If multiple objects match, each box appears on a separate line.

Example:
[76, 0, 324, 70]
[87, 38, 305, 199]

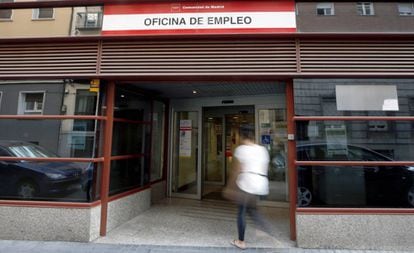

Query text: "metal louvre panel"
[100, 40, 297, 76]
[300, 40, 414, 73]
[0, 42, 99, 78]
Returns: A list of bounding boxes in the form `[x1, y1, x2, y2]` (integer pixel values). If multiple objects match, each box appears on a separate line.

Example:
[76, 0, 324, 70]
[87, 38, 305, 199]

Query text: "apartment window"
[357, 2, 374, 15]
[0, 0, 13, 20]
[398, 3, 414, 16]
[32, 7, 54, 19]
[316, 3, 334, 15]
[18, 92, 45, 115]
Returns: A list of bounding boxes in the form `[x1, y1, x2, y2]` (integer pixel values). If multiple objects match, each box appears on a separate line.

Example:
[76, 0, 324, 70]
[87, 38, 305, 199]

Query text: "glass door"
[203, 116, 225, 185]
[202, 115, 226, 199]
[202, 106, 255, 200]
[171, 110, 201, 199]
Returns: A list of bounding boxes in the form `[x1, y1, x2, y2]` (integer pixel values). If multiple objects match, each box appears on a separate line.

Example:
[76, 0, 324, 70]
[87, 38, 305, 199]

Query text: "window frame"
[316, 2, 335, 16]
[0, 0, 13, 21]
[398, 2, 414, 16]
[357, 2, 375, 16]
[0, 91, 2, 112]
[32, 7, 55, 20]
[18, 91, 46, 115]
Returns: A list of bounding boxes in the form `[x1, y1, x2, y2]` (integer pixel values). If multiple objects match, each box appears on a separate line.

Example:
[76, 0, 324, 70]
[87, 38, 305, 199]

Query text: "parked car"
[297, 143, 414, 208]
[0, 141, 86, 200]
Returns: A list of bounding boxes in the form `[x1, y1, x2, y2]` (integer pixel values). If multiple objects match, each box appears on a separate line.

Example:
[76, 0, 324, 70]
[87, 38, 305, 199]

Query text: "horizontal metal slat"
[100, 40, 296, 75]
[0, 41, 99, 77]
[299, 39, 414, 73]
[101, 61, 296, 66]
[302, 68, 413, 71]
[102, 69, 293, 73]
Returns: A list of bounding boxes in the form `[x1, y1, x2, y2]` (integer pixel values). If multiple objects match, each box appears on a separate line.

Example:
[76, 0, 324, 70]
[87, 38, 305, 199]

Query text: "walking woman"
[231, 132, 270, 250]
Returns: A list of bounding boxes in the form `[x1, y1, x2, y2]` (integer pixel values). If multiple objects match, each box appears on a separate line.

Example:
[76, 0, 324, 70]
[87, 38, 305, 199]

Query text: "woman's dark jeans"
[237, 193, 271, 241]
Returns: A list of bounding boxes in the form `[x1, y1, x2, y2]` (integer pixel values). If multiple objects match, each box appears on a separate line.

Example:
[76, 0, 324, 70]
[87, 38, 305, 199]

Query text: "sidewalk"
[0, 240, 411, 253]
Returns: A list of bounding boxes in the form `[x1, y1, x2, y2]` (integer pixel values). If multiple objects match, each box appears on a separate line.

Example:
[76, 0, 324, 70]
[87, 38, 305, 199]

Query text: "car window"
[297, 149, 309, 160]
[8, 144, 57, 158]
[347, 146, 388, 161]
[307, 145, 327, 160]
[0, 147, 10, 156]
[306, 145, 349, 161]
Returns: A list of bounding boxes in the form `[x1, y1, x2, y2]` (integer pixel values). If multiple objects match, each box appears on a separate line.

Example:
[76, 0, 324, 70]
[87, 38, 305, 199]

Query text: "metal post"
[100, 81, 115, 236]
[286, 79, 297, 241]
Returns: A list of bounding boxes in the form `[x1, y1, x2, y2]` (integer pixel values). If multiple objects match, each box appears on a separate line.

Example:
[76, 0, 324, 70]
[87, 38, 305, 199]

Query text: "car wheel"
[16, 181, 38, 199]
[298, 186, 312, 207]
[407, 186, 414, 207]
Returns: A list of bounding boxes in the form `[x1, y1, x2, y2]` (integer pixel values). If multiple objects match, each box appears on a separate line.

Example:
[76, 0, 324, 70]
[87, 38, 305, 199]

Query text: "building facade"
[0, 0, 414, 250]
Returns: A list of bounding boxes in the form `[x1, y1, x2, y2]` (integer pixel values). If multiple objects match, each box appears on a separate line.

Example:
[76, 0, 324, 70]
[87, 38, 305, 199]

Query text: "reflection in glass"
[172, 111, 198, 195]
[112, 122, 147, 156]
[8, 143, 56, 158]
[297, 121, 414, 161]
[0, 143, 93, 202]
[109, 158, 149, 196]
[0, 119, 99, 158]
[297, 165, 414, 208]
[258, 109, 287, 202]
[150, 101, 165, 182]
[294, 79, 414, 116]
[114, 87, 151, 121]
[204, 117, 224, 183]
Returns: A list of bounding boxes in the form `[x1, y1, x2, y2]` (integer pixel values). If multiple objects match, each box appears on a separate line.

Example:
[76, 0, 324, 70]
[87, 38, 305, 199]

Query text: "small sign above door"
[102, 1, 296, 36]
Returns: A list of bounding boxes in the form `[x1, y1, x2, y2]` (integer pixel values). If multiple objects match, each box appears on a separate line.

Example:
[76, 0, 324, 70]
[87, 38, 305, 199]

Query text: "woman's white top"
[234, 144, 270, 196]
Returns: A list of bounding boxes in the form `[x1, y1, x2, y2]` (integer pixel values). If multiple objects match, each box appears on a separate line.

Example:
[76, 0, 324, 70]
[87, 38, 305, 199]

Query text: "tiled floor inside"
[94, 198, 295, 249]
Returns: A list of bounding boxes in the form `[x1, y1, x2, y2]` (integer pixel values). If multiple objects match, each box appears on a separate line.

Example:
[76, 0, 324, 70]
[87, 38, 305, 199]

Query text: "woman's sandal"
[231, 239, 247, 250]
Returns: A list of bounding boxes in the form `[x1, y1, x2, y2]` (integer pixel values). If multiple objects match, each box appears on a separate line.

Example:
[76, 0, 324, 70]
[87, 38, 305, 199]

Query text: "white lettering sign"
[103, 12, 295, 31]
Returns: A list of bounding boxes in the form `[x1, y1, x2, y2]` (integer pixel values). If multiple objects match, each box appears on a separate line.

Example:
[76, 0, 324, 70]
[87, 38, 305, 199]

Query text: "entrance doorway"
[202, 106, 255, 200]
[169, 104, 288, 205]
[167, 84, 288, 205]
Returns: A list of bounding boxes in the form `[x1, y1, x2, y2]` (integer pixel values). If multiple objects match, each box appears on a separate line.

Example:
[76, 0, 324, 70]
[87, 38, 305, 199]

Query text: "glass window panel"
[0, 160, 95, 202]
[0, 0, 12, 20]
[294, 80, 414, 116]
[0, 80, 100, 116]
[316, 3, 334, 15]
[296, 120, 414, 161]
[0, 119, 99, 158]
[357, 2, 374, 15]
[112, 123, 151, 156]
[150, 101, 165, 182]
[109, 158, 149, 196]
[298, 165, 414, 208]
[0, 9, 12, 19]
[33, 8, 54, 19]
[398, 3, 414, 16]
[114, 87, 151, 121]
[20, 92, 44, 114]
[172, 111, 199, 195]
[259, 109, 288, 202]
